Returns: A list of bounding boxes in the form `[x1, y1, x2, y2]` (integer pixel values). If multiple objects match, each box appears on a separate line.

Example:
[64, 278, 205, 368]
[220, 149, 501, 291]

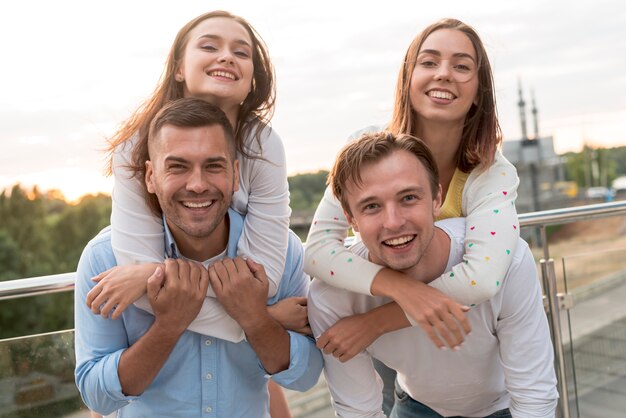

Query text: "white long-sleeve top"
[304, 126, 520, 306]
[308, 218, 558, 418]
[110, 123, 290, 342]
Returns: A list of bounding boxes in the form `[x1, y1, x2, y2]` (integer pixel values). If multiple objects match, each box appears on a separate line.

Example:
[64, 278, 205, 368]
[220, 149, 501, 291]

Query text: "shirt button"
[205, 339, 212, 346]
[206, 373, 213, 380]
[205, 406, 212, 413]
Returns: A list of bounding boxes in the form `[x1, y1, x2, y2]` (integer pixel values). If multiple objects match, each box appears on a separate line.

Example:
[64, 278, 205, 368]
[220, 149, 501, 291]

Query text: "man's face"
[344, 150, 441, 272]
[145, 124, 239, 242]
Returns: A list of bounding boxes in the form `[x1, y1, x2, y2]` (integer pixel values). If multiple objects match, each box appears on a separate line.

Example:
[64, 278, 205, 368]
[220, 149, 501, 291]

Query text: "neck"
[415, 121, 463, 197]
[222, 105, 240, 132]
[402, 227, 451, 284]
[167, 216, 230, 262]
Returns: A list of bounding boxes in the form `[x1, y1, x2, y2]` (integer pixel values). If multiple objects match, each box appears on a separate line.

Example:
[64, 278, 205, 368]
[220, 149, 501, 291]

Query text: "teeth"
[209, 71, 236, 80]
[384, 236, 414, 246]
[428, 90, 454, 100]
[183, 201, 213, 208]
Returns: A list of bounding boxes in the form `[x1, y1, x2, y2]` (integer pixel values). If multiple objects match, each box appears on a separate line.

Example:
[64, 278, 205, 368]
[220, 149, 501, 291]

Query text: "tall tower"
[518, 79, 528, 140]
[531, 89, 539, 139]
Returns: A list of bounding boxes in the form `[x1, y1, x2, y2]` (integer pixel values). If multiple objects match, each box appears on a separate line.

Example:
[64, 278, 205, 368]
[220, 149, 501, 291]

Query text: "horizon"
[2, 0, 626, 201]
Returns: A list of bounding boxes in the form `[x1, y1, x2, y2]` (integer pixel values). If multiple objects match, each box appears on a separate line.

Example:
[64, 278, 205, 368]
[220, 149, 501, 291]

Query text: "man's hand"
[371, 269, 471, 349]
[117, 258, 209, 396]
[148, 258, 209, 335]
[209, 257, 290, 374]
[317, 313, 379, 362]
[268, 297, 311, 335]
[208, 257, 269, 328]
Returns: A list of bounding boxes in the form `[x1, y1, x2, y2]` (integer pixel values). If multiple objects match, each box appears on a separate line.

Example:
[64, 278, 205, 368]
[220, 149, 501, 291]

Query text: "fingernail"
[440, 346, 448, 350]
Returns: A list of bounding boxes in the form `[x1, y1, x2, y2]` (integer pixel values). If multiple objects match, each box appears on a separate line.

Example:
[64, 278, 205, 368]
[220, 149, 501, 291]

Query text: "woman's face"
[409, 29, 479, 128]
[176, 17, 254, 112]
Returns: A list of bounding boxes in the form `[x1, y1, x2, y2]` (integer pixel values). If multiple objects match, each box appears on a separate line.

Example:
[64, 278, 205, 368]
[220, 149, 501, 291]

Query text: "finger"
[163, 259, 179, 289]
[86, 285, 103, 309]
[245, 257, 261, 273]
[91, 268, 113, 283]
[419, 322, 447, 349]
[176, 259, 191, 288]
[208, 265, 224, 297]
[110, 301, 130, 320]
[450, 304, 472, 335]
[99, 298, 118, 319]
[431, 317, 461, 349]
[212, 260, 231, 285]
[316, 333, 329, 350]
[233, 257, 250, 276]
[439, 312, 464, 348]
[292, 296, 308, 306]
[147, 266, 165, 301]
[198, 266, 210, 295]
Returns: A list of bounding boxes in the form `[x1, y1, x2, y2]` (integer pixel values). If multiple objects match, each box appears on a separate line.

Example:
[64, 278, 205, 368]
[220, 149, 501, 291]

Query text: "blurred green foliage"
[0, 185, 111, 339]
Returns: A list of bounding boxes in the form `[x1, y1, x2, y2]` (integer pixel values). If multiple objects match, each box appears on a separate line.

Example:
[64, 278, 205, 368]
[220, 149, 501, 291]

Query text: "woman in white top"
[307, 17, 520, 354]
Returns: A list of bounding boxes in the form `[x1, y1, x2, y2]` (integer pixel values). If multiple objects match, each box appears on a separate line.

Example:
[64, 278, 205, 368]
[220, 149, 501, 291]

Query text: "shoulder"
[77, 227, 117, 279]
[466, 150, 517, 184]
[434, 218, 466, 241]
[242, 121, 284, 156]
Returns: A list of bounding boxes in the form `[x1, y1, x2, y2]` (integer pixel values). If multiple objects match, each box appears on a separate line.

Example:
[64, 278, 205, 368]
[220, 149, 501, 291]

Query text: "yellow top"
[436, 169, 469, 221]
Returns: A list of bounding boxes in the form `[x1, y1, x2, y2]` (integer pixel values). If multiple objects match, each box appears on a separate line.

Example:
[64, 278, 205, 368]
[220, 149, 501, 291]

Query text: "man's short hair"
[148, 97, 237, 160]
[328, 131, 439, 216]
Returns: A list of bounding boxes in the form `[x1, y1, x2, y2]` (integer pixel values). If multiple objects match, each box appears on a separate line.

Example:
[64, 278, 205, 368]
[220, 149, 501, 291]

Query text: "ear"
[433, 184, 443, 218]
[175, 65, 185, 83]
[345, 210, 359, 233]
[232, 160, 240, 192]
[145, 161, 156, 194]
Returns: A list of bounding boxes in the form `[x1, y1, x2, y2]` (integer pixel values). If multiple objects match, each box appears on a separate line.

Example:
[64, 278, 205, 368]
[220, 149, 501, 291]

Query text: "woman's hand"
[86, 263, 162, 320]
[268, 297, 311, 335]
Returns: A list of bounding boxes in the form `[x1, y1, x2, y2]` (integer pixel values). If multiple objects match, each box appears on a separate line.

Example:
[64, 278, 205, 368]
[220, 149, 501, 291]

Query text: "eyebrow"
[198, 34, 252, 48]
[418, 49, 476, 62]
[164, 156, 229, 165]
[354, 186, 428, 208]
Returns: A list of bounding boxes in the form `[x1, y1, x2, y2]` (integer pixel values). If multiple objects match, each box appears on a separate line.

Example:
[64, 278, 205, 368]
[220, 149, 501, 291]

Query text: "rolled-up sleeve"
[74, 232, 139, 415]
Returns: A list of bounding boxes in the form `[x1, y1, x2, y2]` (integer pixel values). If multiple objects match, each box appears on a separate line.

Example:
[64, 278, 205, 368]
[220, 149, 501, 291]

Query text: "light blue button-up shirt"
[75, 209, 323, 417]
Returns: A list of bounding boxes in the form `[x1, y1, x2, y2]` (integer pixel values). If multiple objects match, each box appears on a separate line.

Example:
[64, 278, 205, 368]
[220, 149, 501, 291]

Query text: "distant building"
[501, 82, 567, 213]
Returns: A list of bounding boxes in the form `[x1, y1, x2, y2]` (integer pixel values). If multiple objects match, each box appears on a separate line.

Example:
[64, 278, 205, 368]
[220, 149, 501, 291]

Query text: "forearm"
[117, 321, 183, 396]
[364, 301, 411, 335]
[241, 312, 291, 374]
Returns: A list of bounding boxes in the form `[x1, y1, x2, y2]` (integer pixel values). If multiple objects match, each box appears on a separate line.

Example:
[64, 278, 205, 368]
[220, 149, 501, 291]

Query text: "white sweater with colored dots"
[304, 128, 520, 306]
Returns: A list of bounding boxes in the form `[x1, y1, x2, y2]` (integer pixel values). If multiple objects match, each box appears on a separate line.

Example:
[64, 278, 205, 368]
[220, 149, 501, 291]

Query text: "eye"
[200, 44, 218, 52]
[418, 59, 438, 69]
[453, 63, 472, 73]
[402, 194, 418, 203]
[362, 203, 380, 213]
[234, 49, 251, 58]
[167, 163, 186, 172]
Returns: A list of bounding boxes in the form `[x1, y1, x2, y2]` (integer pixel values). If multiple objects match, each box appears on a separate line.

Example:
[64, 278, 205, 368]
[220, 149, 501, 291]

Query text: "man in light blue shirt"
[74, 98, 323, 417]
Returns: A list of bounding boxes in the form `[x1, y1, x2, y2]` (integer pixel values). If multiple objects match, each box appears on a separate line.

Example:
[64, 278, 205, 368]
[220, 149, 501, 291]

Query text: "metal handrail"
[1, 201, 625, 301]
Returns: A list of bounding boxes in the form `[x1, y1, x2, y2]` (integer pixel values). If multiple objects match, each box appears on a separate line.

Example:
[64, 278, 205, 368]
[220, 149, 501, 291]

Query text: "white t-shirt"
[308, 218, 558, 418]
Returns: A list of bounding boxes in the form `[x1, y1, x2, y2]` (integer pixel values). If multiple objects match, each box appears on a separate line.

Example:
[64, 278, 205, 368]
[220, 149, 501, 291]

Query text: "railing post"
[541, 258, 570, 418]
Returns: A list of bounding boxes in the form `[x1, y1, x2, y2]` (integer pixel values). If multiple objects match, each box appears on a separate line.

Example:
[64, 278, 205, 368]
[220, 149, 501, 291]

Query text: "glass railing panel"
[561, 247, 626, 418]
[0, 330, 90, 418]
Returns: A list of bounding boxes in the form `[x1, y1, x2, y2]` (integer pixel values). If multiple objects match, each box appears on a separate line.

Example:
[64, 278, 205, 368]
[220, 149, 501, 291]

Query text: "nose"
[218, 48, 235, 65]
[382, 204, 406, 231]
[434, 61, 453, 82]
[186, 167, 208, 194]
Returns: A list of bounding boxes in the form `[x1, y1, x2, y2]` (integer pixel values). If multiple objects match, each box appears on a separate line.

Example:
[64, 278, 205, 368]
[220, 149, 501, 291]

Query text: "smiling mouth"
[208, 70, 237, 80]
[427, 90, 456, 100]
[383, 235, 415, 248]
[182, 200, 214, 209]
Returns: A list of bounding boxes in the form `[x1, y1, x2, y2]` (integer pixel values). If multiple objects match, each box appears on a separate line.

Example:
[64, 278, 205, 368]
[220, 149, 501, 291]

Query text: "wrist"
[370, 268, 412, 299]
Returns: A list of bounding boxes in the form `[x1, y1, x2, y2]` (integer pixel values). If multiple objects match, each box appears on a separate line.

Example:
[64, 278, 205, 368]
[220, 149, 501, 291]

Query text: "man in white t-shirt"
[308, 131, 558, 417]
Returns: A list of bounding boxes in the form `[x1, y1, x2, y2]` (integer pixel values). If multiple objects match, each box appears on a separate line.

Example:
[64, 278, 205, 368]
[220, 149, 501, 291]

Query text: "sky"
[1, 0, 625, 201]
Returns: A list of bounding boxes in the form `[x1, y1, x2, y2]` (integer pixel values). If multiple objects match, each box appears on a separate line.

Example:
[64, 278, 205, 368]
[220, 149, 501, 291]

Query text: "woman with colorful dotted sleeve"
[305, 17, 520, 345]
